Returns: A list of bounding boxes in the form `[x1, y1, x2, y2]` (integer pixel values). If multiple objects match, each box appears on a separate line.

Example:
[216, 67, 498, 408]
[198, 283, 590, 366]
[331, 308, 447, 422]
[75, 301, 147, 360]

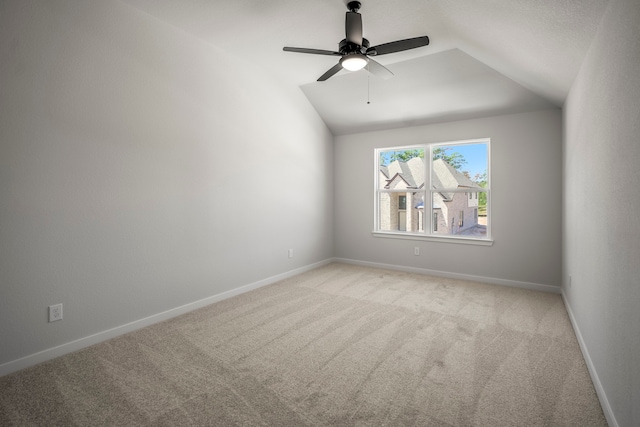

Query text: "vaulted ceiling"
[122, 0, 609, 135]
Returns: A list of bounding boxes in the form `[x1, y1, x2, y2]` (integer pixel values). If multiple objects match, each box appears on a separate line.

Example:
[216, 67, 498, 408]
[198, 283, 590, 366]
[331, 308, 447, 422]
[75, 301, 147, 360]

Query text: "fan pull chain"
[367, 65, 371, 104]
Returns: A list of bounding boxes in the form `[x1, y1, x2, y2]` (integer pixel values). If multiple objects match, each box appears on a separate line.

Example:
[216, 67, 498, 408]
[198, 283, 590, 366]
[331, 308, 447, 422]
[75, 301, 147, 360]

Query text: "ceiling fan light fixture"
[340, 54, 368, 71]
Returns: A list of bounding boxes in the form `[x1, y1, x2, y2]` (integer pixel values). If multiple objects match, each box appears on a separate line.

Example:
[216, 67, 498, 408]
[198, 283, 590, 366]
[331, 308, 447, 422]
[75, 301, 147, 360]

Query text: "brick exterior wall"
[379, 162, 481, 235]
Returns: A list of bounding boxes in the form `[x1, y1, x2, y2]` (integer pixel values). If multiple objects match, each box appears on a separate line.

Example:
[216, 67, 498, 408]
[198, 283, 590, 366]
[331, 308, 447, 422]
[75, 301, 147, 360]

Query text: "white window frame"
[373, 138, 492, 246]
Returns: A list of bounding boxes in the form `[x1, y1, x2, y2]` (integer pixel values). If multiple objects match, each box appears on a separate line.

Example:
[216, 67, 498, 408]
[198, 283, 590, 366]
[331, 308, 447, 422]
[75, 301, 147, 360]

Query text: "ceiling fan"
[283, 1, 429, 82]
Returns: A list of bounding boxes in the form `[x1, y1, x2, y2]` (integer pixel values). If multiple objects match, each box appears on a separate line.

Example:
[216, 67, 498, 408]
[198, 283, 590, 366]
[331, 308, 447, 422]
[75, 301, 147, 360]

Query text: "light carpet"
[0, 263, 607, 426]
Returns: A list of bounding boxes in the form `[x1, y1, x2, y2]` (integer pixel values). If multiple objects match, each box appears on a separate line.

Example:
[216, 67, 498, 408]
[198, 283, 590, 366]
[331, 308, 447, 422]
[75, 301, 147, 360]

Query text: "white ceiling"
[121, 0, 609, 135]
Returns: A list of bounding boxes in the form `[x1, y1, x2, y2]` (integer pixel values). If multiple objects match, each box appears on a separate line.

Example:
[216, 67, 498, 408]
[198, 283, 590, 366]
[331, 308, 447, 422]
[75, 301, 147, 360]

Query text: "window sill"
[372, 231, 494, 246]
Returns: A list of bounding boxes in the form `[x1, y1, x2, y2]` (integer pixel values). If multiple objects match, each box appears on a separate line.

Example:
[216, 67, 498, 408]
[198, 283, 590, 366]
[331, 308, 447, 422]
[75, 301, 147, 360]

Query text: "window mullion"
[426, 147, 432, 235]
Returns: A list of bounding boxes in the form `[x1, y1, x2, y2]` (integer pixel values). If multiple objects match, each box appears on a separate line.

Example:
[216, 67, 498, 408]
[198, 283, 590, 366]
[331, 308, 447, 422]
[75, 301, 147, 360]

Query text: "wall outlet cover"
[49, 304, 63, 322]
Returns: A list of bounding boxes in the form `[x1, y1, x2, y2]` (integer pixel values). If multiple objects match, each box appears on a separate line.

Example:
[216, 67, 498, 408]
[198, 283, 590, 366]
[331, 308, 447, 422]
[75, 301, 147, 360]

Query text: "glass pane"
[430, 142, 488, 238]
[431, 143, 488, 191]
[378, 192, 425, 232]
[431, 192, 487, 237]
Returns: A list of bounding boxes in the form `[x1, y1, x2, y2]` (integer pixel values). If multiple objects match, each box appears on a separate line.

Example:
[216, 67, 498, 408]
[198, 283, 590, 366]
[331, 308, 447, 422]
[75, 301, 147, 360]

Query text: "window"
[375, 139, 490, 244]
[398, 195, 407, 210]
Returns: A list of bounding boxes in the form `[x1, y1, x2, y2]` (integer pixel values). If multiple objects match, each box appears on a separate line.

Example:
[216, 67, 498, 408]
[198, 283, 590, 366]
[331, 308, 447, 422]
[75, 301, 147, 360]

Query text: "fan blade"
[367, 36, 430, 56]
[345, 11, 363, 45]
[318, 62, 343, 81]
[366, 58, 394, 80]
[283, 47, 341, 56]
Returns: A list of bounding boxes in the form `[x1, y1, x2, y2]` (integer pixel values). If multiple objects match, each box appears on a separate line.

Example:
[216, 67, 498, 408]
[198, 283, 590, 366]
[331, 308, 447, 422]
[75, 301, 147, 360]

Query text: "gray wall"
[0, 0, 333, 368]
[563, 0, 640, 425]
[334, 109, 562, 288]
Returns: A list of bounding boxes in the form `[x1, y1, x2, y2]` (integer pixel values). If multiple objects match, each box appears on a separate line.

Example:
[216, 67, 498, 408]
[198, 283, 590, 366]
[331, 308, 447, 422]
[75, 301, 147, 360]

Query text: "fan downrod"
[347, 1, 361, 13]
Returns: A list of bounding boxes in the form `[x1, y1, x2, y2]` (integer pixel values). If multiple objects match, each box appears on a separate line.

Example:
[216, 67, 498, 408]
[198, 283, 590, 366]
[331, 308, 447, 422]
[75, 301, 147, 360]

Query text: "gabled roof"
[432, 158, 480, 188]
[432, 158, 480, 201]
[385, 173, 413, 189]
[380, 157, 481, 199]
[383, 157, 424, 188]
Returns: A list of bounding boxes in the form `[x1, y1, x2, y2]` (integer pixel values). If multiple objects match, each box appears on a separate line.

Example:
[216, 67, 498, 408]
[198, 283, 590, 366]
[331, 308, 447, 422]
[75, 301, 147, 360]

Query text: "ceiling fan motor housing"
[339, 38, 369, 55]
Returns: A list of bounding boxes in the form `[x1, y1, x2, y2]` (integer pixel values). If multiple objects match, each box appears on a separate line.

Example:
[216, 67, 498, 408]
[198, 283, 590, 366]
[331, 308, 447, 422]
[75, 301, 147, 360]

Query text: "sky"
[452, 143, 487, 179]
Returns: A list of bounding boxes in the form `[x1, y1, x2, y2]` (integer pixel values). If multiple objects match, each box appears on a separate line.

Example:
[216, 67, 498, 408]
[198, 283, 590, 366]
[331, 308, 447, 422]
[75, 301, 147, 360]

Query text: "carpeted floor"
[0, 263, 607, 426]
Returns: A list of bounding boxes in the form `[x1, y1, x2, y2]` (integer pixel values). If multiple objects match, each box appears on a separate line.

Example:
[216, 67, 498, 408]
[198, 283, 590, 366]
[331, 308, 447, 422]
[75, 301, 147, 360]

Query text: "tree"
[432, 147, 467, 170]
[473, 171, 488, 213]
[381, 147, 467, 169]
[473, 171, 487, 184]
[380, 149, 424, 165]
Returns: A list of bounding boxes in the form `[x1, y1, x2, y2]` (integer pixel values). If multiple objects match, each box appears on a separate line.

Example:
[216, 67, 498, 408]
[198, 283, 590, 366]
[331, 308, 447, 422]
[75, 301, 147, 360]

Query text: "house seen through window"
[375, 139, 490, 241]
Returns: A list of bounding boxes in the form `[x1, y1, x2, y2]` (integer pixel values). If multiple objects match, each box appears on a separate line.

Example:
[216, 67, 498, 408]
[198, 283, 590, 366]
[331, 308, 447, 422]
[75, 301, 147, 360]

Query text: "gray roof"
[383, 157, 423, 188]
[432, 158, 479, 189]
[381, 157, 481, 200]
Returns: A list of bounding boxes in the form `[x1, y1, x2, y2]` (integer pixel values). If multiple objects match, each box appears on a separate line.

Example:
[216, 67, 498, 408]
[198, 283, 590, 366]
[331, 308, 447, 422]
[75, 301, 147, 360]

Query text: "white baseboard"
[332, 257, 561, 294]
[0, 259, 333, 377]
[561, 291, 618, 427]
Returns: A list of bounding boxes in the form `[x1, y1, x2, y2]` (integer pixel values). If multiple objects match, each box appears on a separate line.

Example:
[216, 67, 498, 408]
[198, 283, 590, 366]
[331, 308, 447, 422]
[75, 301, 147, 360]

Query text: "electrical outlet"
[414, 247, 420, 256]
[49, 304, 63, 322]
[288, 249, 293, 258]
